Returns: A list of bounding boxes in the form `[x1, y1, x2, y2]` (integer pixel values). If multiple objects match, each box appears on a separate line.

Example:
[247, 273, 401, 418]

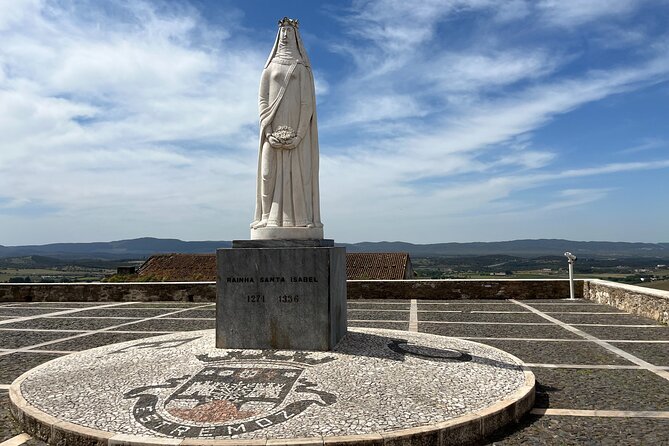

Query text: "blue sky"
[1, 0, 668, 245]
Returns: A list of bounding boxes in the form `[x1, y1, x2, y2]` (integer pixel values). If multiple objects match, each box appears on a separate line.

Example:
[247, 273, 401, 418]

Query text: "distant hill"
[0, 238, 232, 260]
[0, 237, 668, 260]
[344, 239, 669, 258]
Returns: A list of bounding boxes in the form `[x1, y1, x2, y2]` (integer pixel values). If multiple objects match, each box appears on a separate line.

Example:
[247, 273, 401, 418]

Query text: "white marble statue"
[250, 17, 323, 240]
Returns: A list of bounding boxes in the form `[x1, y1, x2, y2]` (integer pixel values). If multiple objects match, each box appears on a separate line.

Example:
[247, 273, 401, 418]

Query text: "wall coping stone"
[586, 279, 669, 300]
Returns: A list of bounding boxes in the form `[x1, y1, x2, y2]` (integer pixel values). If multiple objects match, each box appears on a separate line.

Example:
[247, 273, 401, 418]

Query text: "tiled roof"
[138, 254, 217, 282]
[346, 252, 411, 280]
[139, 252, 412, 281]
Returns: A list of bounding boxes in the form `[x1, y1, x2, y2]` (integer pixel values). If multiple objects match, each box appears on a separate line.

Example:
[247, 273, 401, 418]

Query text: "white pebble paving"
[19, 328, 527, 440]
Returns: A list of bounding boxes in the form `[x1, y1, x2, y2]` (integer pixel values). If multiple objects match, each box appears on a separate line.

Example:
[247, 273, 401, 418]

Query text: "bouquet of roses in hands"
[270, 126, 298, 149]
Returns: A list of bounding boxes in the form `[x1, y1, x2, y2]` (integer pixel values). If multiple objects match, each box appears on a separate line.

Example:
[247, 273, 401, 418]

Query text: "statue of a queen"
[250, 17, 323, 240]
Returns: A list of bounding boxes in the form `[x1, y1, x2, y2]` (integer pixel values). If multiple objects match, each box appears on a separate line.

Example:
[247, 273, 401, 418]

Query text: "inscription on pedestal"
[216, 246, 346, 351]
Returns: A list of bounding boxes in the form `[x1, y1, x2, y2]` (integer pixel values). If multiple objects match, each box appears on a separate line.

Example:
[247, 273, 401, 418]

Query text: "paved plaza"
[1, 298, 668, 445]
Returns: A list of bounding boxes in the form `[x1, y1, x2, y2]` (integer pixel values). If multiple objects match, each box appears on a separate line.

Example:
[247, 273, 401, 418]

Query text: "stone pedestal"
[216, 240, 346, 351]
[250, 226, 324, 240]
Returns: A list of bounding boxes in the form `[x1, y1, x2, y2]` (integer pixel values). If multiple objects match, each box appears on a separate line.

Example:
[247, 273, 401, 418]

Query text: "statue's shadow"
[336, 330, 524, 372]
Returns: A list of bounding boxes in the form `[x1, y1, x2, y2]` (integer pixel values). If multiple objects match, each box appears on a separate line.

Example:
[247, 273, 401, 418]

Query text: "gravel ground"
[347, 310, 410, 321]
[484, 415, 669, 445]
[533, 368, 669, 411]
[419, 323, 580, 339]
[612, 342, 669, 366]
[418, 312, 547, 323]
[478, 339, 634, 365]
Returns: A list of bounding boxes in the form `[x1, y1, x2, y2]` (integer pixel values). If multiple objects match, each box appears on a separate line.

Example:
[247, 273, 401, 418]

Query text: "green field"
[639, 280, 669, 292]
[0, 267, 115, 283]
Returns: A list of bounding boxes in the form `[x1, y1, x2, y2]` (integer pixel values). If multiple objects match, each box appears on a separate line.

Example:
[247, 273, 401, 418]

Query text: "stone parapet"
[583, 279, 669, 325]
[0, 282, 217, 303]
[347, 279, 583, 300]
[1, 279, 584, 303]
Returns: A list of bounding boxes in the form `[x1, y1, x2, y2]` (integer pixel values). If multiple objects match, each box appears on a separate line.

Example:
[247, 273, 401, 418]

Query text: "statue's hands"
[283, 135, 302, 150]
[268, 135, 284, 149]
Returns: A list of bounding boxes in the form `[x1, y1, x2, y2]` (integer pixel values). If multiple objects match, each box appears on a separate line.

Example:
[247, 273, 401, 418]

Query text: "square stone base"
[216, 243, 347, 351]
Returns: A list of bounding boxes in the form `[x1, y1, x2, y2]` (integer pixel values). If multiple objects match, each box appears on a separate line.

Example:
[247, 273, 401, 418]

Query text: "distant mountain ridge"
[347, 239, 669, 258]
[0, 238, 232, 260]
[0, 237, 668, 260]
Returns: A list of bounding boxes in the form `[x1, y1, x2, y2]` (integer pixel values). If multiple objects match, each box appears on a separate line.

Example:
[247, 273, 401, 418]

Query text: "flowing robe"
[253, 58, 322, 228]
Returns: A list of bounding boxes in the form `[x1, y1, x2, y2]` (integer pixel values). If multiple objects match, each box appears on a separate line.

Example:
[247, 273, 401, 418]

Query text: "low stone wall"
[583, 279, 669, 325]
[0, 282, 217, 303]
[0, 279, 584, 303]
[347, 279, 583, 300]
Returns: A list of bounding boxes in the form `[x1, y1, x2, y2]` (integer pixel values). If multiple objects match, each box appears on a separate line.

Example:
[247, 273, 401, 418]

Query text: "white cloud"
[541, 188, 612, 211]
[0, 0, 265, 243]
[536, 0, 639, 27]
[427, 50, 560, 93]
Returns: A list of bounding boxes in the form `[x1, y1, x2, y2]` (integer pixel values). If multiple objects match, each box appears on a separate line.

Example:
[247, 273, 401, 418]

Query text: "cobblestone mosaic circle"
[10, 328, 535, 445]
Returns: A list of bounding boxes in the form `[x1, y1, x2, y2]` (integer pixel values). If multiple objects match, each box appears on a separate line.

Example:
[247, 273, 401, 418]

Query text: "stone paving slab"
[550, 313, 663, 325]
[533, 368, 669, 411]
[418, 312, 547, 323]
[0, 308, 72, 317]
[478, 340, 634, 365]
[419, 323, 581, 339]
[348, 300, 410, 304]
[161, 309, 217, 319]
[0, 331, 78, 350]
[1, 392, 22, 442]
[347, 310, 410, 321]
[122, 303, 214, 308]
[71, 308, 179, 318]
[612, 342, 669, 366]
[521, 299, 591, 303]
[46, 332, 165, 352]
[2, 298, 667, 445]
[0, 317, 141, 331]
[347, 303, 410, 310]
[484, 415, 669, 445]
[122, 319, 215, 332]
[347, 321, 407, 330]
[525, 304, 625, 313]
[14, 302, 114, 308]
[576, 325, 669, 340]
[0, 306, 75, 312]
[0, 353, 63, 383]
[418, 303, 527, 312]
[11, 328, 534, 445]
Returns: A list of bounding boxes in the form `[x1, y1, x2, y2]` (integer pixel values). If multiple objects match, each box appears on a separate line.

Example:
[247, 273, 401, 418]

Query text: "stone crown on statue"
[278, 17, 299, 28]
